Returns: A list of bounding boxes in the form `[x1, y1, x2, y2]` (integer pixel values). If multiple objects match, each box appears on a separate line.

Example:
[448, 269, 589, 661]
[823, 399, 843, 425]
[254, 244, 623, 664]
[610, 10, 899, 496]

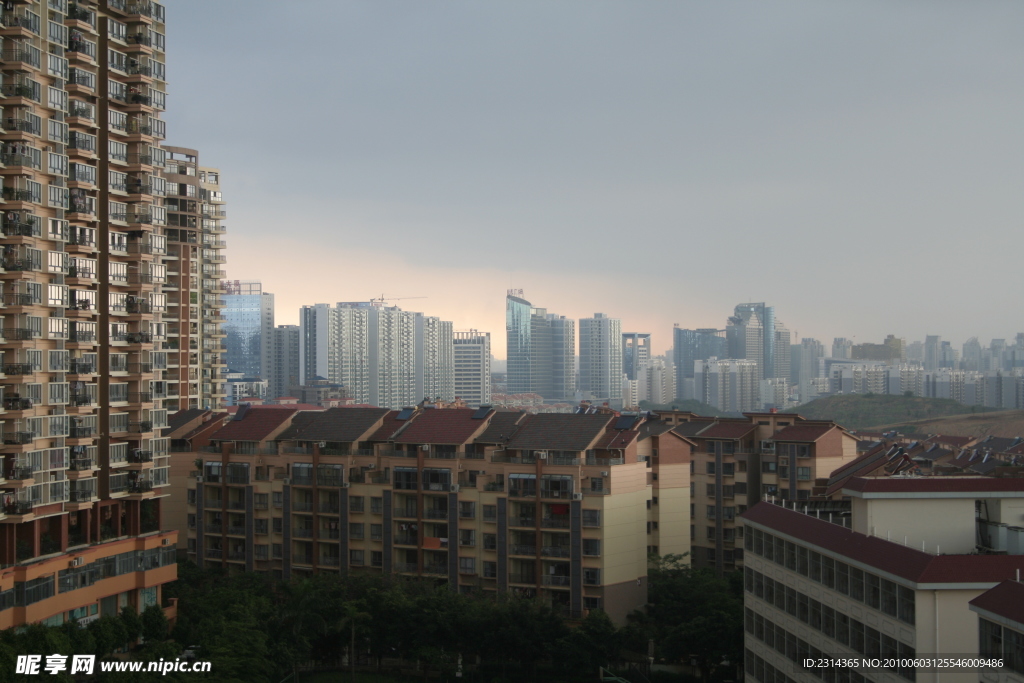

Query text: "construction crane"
[370, 294, 428, 306]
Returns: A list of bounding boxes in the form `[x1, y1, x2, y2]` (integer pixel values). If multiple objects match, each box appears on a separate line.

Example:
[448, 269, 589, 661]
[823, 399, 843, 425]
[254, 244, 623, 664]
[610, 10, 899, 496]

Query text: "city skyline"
[165, 1, 1024, 355]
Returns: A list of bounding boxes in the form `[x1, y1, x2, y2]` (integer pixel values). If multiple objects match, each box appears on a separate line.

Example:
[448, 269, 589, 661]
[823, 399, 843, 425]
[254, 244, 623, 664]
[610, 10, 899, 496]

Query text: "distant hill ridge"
[795, 394, 997, 431]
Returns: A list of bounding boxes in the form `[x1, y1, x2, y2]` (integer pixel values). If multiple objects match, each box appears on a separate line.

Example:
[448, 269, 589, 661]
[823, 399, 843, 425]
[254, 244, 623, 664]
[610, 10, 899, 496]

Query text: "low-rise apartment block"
[177, 405, 694, 622]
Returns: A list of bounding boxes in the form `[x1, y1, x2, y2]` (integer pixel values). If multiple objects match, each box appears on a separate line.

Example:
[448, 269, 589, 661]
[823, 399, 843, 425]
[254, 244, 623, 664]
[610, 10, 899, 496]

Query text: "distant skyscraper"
[300, 302, 453, 408]
[832, 338, 853, 360]
[694, 358, 759, 412]
[622, 333, 652, 381]
[454, 330, 492, 408]
[730, 302, 776, 379]
[504, 292, 575, 400]
[579, 313, 623, 402]
[673, 328, 728, 398]
[924, 335, 942, 371]
[269, 325, 301, 399]
[223, 281, 274, 379]
[962, 337, 983, 372]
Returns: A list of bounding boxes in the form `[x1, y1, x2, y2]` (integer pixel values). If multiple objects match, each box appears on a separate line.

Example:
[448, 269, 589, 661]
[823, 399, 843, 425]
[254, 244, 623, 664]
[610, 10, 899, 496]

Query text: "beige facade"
[176, 405, 693, 623]
[159, 147, 225, 410]
[0, 0, 182, 629]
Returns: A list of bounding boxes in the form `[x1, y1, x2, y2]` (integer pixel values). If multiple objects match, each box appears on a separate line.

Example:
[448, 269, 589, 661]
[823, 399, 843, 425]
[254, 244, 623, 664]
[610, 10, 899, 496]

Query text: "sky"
[165, 1, 1024, 358]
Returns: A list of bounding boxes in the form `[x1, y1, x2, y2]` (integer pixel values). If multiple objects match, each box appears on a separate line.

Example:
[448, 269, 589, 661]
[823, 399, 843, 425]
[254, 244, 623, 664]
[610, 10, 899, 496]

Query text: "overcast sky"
[166, 1, 1024, 357]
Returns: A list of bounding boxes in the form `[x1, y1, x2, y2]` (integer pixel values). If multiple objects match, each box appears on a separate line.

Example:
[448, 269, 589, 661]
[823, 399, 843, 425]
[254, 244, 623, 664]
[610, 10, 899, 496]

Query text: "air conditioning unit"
[421, 445, 430, 451]
[601, 471, 609, 477]
[70, 557, 83, 567]
[340, 482, 350, 489]
[282, 477, 290, 485]
[365, 463, 375, 470]
[572, 493, 583, 501]
[195, 475, 203, 483]
[537, 451, 548, 460]
[761, 441, 776, 453]
[162, 538, 171, 546]
[450, 484, 460, 493]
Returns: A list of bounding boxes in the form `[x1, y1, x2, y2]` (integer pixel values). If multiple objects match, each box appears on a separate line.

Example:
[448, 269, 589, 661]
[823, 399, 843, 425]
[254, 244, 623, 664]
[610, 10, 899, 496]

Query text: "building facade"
[268, 324, 300, 400]
[0, 0, 186, 629]
[694, 358, 759, 413]
[622, 332, 651, 382]
[221, 280, 273, 380]
[579, 313, 622, 404]
[453, 330, 491, 408]
[178, 406, 693, 623]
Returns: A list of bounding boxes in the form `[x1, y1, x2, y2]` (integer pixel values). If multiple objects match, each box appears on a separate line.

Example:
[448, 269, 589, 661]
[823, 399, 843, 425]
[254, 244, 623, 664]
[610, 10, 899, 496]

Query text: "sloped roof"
[638, 421, 677, 441]
[210, 406, 303, 442]
[366, 411, 408, 442]
[981, 436, 1023, 452]
[671, 421, 715, 438]
[392, 408, 491, 445]
[824, 444, 894, 496]
[505, 413, 613, 451]
[475, 411, 528, 444]
[742, 502, 1024, 585]
[771, 423, 838, 443]
[698, 422, 756, 440]
[275, 407, 390, 443]
[165, 409, 210, 436]
[593, 427, 640, 450]
[970, 580, 1024, 626]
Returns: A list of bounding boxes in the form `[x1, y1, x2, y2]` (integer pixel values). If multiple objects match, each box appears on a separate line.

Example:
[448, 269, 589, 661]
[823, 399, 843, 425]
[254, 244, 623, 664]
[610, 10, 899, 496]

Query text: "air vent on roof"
[472, 406, 491, 420]
[614, 416, 636, 430]
[396, 408, 414, 420]
[233, 403, 251, 421]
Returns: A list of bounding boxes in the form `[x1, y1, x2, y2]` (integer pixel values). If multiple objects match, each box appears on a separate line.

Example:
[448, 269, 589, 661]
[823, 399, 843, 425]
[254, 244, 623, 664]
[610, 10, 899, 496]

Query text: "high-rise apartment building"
[299, 302, 453, 408]
[268, 324, 300, 400]
[453, 330, 491, 408]
[222, 280, 273, 380]
[504, 291, 574, 401]
[579, 313, 622, 403]
[924, 334, 942, 371]
[0, 0, 185, 630]
[161, 147, 226, 410]
[179, 406, 693, 623]
[622, 333, 651, 381]
[694, 359, 759, 413]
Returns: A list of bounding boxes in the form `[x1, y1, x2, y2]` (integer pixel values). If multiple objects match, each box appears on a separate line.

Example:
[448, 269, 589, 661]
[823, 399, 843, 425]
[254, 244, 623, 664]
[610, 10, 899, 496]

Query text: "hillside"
[794, 394, 997, 431]
[867, 409, 1024, 438]
[638, 399, 733, 418]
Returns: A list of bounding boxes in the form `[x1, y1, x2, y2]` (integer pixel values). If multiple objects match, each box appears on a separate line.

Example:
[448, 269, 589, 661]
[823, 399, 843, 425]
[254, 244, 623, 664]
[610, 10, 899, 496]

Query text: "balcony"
[319, 556, 340, 567]
[394, 534, 418, 546]
[128, 421, 153, 433]
[128, 450, 153, 463]
[227, 526, 245, 536]
[69, 394, 95, 407]
[541, 546, 571, 558]
[68, 426, 95, 438]
[542, 575, 571, 587]
[541, 517, 570, 529]
[293, 528, 313, 539]
[1, 363, 33, 375]
[510, 545, 536, 556]
[423, 509, 448, 520]
[3, 500, 33, 515]
[8, 466, 34, 480]
[127, 480, 153, 494]
[3, 432, 33, 445]
[68, 360, 95, 374]
[69, 458, 94, 471]
[125, 332, 152, 344]
[510, 515, 536, 527]
[205, 523, 222, 534]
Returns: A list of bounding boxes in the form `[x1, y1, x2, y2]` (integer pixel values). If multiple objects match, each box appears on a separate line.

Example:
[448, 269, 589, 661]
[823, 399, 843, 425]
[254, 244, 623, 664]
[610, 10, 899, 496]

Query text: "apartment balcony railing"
[68, 426, 95, 438]
[205, 523, 222, 534]
[541, 517, 571, 529]
[227, 526, 246, 536]
[541, 546, 571, 558]
[509, 573, 536, 585]
[3, 397, 32, 411]
[423, 509, 448, 520]
[293, 528, 313, 539]
[510, 515, 536, 527]
[542, 575, 571, 587]
[8, 466, 34, 480]
[4, 500, 33, 515]
[2, 363, 34, 375]
[394, 506, 418, 518]
[69, 489, 96, 502]
[394, 563, 418, 574]
[125, 332, 152, 344]
[3, 432, 33, 445]
[128, 450, 153, 463]
[292, 500, 313, 512]
[127, 480, 153, 493]
[128, 422, 153, 433]
[68, 360, 95, 374]
[69, 458, 94, 471]
[510, 545, 536, 556]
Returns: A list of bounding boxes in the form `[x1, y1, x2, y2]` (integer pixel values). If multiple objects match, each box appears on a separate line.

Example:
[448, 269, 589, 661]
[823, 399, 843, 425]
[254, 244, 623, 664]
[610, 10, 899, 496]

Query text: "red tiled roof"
[771, 423, 838, 443]
[824, 444, 893, 496]
[505, 413, 613, 452]
[698, 422, 756, 439]
[392, 408, 491, 445]
[970, 581, 1024, 625]
[366, 411, 408, 441]
[593, 427, 640, 450]
[742, 503, 1024, 585]
[842, 476, 1024, 495]
[926, 435, 976, 448]
[210, 406, 304, 442]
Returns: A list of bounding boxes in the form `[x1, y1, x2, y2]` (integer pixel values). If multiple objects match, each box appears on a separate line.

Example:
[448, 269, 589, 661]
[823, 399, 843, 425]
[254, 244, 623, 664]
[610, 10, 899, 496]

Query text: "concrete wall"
[852, 497, 976, 554]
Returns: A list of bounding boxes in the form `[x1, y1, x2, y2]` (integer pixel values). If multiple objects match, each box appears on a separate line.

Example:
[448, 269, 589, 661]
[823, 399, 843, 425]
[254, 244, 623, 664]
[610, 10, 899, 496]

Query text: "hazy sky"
[166, 1, 1024, 357]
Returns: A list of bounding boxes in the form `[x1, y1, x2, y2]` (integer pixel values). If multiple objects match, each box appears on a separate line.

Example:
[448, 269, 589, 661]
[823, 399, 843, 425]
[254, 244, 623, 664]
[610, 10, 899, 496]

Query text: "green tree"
[119, 606, 142, 647]
[140, 605, 169, 643]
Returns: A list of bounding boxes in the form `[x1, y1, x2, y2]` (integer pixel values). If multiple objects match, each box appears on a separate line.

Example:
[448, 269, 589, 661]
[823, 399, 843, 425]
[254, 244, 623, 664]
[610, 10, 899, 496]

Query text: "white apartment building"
[742, 477, 1024, 683]
[299, 302, 454, 408]
[453, 330, 491, 408]
[579, 313, 623, 404]
[694, 358, 759, 412]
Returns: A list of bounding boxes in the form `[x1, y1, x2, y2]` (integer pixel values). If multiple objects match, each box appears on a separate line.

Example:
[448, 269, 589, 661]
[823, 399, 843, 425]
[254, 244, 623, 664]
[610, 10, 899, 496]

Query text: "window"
[583, 568, 601, 585]
[272, 518, 283, 533]
[583, 538, 601, 556]
[584, 597, 602, 611]
[459, 529, 475, 547]
[483, 505, 496, 521]
[272, 544, 282, 559]
[254, 519, 268, 535]
[797, 467, 811, 481]
[582, 509, 601, 527]
[371, 551, 383, 568]
[349, 496, 364, 513]
[706, 483, 716, 496]
[349, 523, 364, 540]
[483, 534, 496, 551]
[482, 561, 497, 578]
[459, 501, 476, 519]
[272, 492, 283, 508]
[706, 462, 716, 474]
[762, 461, 777, 473]
[459, 557, 476, 574]
[370, 497, 383, 514]
[706, 505, 716, 520]
[349, 550, 364, 566]
[370, 524, 382, 541]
